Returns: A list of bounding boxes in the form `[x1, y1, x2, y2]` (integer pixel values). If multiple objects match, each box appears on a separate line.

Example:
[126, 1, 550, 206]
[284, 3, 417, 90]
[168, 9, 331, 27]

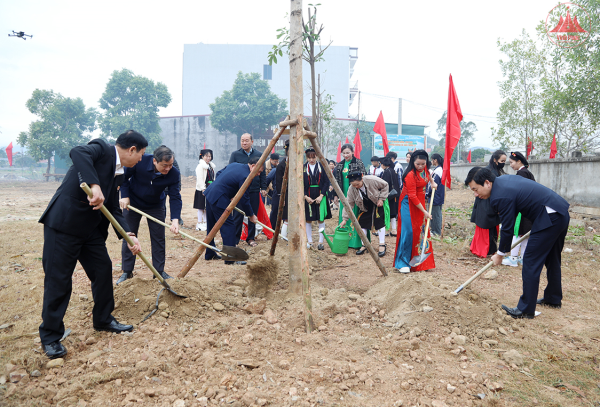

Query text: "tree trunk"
[289, 0, 314, 333]
[288, 0, 308, 294]
[46, 155, 52, 182]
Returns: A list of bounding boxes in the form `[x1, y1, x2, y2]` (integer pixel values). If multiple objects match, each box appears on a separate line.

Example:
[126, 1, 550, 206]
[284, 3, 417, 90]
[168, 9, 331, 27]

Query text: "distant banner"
[374, 134, 424, 157]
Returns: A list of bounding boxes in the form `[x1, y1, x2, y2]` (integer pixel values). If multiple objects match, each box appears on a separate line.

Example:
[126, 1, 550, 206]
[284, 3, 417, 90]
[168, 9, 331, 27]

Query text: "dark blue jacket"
[427, 166, 445, 206]
[204, 163, 254, 216]
[489, 175, 569, 253]
[229, 148, 266, 193]
[120, 154, 182, 219]
[266, 167, 277, 193]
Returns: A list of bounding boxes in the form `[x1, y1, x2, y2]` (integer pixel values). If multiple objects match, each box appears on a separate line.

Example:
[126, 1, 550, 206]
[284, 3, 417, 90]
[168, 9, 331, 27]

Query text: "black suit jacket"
[39, 139, 130, 239]
[228, 148, 266, 193]
[489, 175, 569, 253]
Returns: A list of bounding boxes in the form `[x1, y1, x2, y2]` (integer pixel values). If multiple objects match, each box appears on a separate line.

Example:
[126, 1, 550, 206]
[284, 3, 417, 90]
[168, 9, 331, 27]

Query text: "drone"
[8, 31, 32, 40]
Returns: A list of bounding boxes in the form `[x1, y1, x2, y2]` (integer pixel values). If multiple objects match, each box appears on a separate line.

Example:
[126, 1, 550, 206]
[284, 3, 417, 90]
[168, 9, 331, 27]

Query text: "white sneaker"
[200, 222, 207, 231]
[398, 267, 410, 274]
[517, 256, 523, 265]
[281, 223, 288, 239]
[502, 256, 519, 267]
[196, 223, 202, 231]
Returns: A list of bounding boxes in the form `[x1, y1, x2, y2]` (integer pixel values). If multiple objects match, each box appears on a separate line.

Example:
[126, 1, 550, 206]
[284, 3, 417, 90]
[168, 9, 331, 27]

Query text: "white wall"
[182, 43, 352, 119]
[159, 116, 238, 177]
[450, 156, 600, 208]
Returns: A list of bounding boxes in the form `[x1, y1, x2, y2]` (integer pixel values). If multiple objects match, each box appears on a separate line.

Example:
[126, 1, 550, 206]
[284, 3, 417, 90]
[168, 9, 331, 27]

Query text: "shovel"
[233, 207, 288, 242]
[80, 183, 186, 298]
[454, 231, 531, 294]
[126, 205, 248, 261]
[409, 188, 436, 267]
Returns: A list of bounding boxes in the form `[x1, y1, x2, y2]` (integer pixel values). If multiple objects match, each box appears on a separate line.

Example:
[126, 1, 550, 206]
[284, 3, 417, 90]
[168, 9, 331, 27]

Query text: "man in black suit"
[465, 167, 570, 319]
[38, 131, 147, 359]
[229, 133, 267, 246]
[203, 157, 261, 265]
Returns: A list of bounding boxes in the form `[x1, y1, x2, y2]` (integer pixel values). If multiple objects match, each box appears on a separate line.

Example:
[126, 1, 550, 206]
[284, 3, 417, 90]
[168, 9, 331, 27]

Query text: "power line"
[358, 91, 498, 122]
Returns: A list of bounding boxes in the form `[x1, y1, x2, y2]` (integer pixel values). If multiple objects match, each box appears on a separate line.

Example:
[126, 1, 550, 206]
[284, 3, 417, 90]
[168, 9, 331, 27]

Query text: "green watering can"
[320, 226, 353, 255]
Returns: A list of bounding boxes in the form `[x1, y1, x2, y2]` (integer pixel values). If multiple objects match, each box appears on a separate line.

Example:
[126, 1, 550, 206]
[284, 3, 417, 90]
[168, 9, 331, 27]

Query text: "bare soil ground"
[1, 177, 599, 407]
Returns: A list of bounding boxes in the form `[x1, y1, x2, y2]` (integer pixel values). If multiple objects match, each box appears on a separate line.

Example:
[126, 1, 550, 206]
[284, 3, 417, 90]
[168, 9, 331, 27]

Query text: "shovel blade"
[219, 245, 249, 261]
[409, 252, 431, 268]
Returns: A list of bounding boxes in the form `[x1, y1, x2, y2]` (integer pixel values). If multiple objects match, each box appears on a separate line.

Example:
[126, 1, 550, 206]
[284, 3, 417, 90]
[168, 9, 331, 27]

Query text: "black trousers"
[206, 204, 238, 263]
[517, 212, 569, 313]
[121, 206, 166, 273]
[270, 192, 280, 229]
[40, 226, 114, 344]
[234, 191, 260, 243]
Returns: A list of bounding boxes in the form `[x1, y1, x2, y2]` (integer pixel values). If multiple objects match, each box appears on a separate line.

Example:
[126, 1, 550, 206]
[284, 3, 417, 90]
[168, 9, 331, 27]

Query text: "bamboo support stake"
[270, 162, 289, 256]
[307, 139, 388, 277]
[178, 124, 290, 277]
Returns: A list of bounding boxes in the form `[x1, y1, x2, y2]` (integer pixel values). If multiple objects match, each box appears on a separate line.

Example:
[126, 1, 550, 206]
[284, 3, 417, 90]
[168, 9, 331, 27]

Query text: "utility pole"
[398, 98, 403, 135]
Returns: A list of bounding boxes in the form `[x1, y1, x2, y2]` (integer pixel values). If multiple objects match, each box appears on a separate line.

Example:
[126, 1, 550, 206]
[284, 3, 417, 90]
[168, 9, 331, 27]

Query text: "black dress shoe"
[378, 244, 387, 257]
[116, 272, 133, 285]
[210, 254, 223, 260]
[225, 261, 247, 266]
[153, 271, 173, 280]
[536, 298, 561, 309]
[356, 247, 367, 255]
[42, 341, 67, 359]
[94, 319, 133, 333]
[317, 244, 324, 251]
[501, 304, 535, 319]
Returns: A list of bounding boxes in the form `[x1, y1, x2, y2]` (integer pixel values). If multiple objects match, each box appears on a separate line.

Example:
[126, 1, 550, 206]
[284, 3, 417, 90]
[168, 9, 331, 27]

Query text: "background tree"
[493, 30, 547, 154]
[535, 10, 600, 156]
[98, 69, 171, 150]
[268, 3, 332, 145]
[209, 72, 288, 137]
[493, 20, 600, 157]
[18, 89, 97, 176]
[435, 111, 477, 162]
[470, 148, 489, 162]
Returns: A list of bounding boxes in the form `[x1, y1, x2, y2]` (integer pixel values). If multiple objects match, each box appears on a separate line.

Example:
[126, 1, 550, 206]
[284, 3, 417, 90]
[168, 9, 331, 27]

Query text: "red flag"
[5, 142, 13, 167]
[550, 134, 557, 159]
[526, 139, 533, 158]
[241, 199, 273, 240]
[373, 111, 389, 156]
[272, 146, 275, 154]
[345, 135, 349, 144]
[203, 142, 206, 149]
[353, 128, 362, 159]
[441, 74, 463, 189]
[467, 150, 472, 163]
[336, 141, 341, 162]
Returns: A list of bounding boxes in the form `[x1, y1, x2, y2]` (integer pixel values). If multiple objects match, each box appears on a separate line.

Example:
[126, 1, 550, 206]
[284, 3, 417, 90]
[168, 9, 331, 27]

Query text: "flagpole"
[357, 91, 360, 130]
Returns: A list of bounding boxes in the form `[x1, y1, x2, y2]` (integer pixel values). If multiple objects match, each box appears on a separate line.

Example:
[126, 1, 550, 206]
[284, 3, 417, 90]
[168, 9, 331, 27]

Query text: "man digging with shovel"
[465, 167, 570, 319]
[203, 157, 263, 265]
[38, 131, 147, 359]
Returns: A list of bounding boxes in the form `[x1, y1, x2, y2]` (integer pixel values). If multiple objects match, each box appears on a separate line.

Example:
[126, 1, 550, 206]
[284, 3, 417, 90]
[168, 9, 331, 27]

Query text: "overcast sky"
[1, 0, 559, 152]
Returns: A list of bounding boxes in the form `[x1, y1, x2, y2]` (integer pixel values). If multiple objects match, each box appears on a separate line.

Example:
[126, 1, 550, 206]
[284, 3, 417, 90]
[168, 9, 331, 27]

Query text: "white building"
[182, 43, 358, 119]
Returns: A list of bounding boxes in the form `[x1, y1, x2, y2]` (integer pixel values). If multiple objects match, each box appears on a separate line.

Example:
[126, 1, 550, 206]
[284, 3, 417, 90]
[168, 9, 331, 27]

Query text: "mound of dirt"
[246, 251, 280, 297]
[113, 278, 209, 324]
[266, 243, 339, 271]
[364, 273, 503, 337]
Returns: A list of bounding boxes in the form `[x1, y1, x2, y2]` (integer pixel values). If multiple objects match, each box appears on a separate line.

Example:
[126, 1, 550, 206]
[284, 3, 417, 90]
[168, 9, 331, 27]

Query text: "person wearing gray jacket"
[340, 172, 389, 257]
